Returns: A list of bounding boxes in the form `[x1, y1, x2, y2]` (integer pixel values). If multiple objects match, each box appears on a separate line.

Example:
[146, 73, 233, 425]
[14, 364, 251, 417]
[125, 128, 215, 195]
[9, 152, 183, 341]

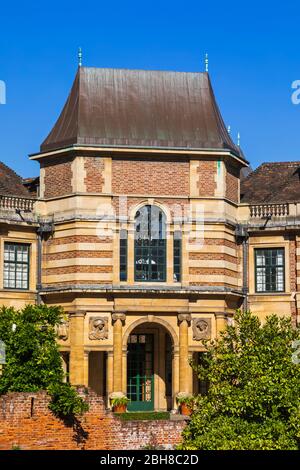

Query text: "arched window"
[134, 205, 166, 281]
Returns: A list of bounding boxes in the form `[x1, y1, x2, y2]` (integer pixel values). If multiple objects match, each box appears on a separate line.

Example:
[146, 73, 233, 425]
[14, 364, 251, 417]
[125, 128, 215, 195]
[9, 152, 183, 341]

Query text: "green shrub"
[179, 310, 300, 450]
[48, 383, 89, 418]
[0, 305, 89, 418]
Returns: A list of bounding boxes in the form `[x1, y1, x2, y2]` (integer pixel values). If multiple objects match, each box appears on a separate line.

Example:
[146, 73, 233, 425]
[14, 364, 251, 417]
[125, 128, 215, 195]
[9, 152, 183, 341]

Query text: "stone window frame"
[117, 200, 184, 286]
[254, 247, 285, 293]
[249, 240, 290, 295]
[3, 242, 30, 290]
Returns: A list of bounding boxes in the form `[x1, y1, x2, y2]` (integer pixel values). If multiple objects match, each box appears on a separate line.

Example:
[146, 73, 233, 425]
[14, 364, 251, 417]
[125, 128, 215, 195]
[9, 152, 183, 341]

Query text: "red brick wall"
[42, 157, 73, 199]
[112, 158, 189, 196]
[197, 161, 217, 197]
[0, 390, 185, 450]
[84, 157, 105, 193]
[225, 162, 239, 203]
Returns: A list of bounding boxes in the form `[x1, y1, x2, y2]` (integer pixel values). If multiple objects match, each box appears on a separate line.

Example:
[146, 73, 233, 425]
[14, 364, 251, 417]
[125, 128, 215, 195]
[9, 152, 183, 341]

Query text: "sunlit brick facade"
[0, 67, 299, 410]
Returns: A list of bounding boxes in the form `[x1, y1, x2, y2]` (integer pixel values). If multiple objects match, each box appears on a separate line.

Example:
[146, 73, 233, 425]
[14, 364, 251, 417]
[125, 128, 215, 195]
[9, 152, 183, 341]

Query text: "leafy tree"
[0, 304, 88, 417]
[179, 310, 300, 450]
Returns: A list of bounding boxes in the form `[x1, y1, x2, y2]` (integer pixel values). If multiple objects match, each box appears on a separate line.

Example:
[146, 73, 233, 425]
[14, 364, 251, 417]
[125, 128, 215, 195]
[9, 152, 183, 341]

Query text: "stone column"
[69, 311, 85, 385]
[106, 351, 113, 407]
[172, 349, 180, 409]
[215, 312, 227, 338]
[122, 349, 127, 395]
[83, 351, 89, 387]
[112, 312, 126, 394]
[158, 327, 167, 410]
[178, 313, 191, 393]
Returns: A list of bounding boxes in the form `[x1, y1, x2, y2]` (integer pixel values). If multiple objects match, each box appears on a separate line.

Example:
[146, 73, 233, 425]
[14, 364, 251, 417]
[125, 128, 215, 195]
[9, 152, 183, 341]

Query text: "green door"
[127, 334, 154, 411]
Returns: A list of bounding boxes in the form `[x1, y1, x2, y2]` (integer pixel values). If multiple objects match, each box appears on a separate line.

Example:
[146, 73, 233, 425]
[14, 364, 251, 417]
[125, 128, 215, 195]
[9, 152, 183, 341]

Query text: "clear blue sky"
[0, 1, 299, 177]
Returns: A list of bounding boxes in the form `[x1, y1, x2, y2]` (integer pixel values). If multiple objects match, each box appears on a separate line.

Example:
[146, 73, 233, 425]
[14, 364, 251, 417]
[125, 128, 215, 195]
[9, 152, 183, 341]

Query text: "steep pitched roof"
[0, 161, 33, 197]
[41, 67, 244, 158]
[240, 161, 300, 203]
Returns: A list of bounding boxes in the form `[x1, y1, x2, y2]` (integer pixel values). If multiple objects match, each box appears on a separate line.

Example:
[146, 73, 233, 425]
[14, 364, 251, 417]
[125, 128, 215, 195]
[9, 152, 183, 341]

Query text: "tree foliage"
[180, 310, 300, 450]
[0, 304, 88, 417]
[48, 382, 89, 417]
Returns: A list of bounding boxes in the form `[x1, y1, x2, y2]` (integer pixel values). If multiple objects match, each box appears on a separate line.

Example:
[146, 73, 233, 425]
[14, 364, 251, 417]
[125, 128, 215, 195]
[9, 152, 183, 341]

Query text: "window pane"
[119, 229, 128, 281]
[173, 232, 181, 282]
[134, 205, 166, 282]
[255, 248, 284, 293]
[3, 243, 29, 290]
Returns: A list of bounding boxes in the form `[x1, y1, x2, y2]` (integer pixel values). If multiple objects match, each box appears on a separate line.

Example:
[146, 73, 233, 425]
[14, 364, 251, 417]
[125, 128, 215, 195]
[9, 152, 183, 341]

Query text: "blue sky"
[0, 1, 299, 177]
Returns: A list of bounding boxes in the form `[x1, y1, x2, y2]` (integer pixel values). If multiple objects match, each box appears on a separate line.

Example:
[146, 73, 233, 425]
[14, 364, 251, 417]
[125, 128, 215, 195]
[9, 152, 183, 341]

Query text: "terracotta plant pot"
[113, 404, 127, 413]
[180, 403, 192, 416]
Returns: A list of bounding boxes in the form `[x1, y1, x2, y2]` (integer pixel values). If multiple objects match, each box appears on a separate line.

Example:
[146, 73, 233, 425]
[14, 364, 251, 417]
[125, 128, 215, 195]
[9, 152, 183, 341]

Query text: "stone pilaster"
[69, 311, 85, 385]
[178, 313, 191, 393]
[215, 311, 227, 337]
[112, 312, 126, 394]
[106, 351, 114, 407]
[83, 351, 89, 387]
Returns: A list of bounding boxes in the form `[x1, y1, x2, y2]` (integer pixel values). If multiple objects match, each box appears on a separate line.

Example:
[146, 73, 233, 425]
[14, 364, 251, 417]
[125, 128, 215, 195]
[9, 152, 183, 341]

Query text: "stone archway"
[123, 316, 179, 348]
[123, 317, 179, 411]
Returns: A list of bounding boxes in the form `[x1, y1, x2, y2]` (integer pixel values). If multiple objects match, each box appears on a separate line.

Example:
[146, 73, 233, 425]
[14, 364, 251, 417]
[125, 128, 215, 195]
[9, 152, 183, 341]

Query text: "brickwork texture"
[0, 389, 185, 450]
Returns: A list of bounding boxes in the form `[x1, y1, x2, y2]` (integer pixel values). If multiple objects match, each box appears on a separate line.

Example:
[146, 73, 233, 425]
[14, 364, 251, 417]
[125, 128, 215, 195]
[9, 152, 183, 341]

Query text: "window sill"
[250, 292, 289, 296]
[0, 288, 37, 293]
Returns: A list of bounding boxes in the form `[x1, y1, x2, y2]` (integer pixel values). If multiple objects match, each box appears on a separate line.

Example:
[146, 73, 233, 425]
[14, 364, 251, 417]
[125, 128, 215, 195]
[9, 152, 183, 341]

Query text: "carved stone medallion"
[89, 317, 108, 340]
[192, 318, 211, 341]
[57, 320, 69, 341]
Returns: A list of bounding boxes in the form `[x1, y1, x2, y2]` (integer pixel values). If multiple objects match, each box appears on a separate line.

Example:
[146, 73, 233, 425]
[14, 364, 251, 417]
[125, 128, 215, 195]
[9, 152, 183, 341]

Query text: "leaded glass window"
[255, 248, 285, 293]
[134, 205, 166, 282]
[120, 229, 128, 281]
[173, 231, 181, 282]
[4, 243, 30, 290]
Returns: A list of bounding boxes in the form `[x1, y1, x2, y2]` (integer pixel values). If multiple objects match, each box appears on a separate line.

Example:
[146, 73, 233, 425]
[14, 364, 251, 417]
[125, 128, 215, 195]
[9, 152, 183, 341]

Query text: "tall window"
[255, 248, 285, 293]
[4, 243, 30, 290]
[134, 205, 166, 282]
[173, 231, 182, 282]
[119, 229, 128, 281]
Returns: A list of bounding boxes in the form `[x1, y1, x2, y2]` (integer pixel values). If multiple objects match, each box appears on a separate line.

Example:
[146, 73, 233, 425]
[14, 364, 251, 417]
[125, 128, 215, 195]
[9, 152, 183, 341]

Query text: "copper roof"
[41, 67, 244, 158]
[0, 161, 33, 198]
[241, 161, 300, 203]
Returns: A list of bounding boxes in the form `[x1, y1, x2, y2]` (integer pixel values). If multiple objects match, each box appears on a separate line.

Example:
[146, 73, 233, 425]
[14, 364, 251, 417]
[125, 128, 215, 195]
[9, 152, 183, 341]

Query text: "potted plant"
[111, 396, 130, 413]
[176, 393, 194, 416]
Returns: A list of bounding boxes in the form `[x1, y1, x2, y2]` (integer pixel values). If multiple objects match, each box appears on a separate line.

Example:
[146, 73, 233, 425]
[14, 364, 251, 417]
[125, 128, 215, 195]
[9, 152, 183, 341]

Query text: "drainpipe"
[242, 236, 249, 311]
[36, 220, 54, 305]
[235, 224, 249, 311]
[36, 227, 42, 305]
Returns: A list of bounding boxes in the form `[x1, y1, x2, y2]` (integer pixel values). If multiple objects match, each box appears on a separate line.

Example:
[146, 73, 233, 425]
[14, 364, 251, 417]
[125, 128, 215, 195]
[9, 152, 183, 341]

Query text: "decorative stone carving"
[57, 320, 69, 341]
[192, 318, 211, 340]
[89, 317, 108, 340]
[177, 313, 191, 323]
[112, 312, 126, 324]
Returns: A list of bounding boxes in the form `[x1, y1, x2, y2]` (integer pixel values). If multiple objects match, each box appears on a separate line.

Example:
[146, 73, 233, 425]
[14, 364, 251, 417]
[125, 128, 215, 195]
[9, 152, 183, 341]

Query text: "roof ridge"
[81, 66, 207, 75]
[261, 160, 300, 166]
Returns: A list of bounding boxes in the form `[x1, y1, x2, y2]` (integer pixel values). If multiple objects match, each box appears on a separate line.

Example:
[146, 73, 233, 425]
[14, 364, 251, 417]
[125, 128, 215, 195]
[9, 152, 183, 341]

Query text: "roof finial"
[205, 53, 209, 73]
[227, 125, 231, 134]
[237, 132, 241, 147]
[78, 47, 82, 67]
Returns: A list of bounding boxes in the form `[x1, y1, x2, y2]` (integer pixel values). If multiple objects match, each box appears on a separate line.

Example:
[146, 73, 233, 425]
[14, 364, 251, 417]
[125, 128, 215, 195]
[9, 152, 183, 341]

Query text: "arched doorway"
[125, 321, 176, 411]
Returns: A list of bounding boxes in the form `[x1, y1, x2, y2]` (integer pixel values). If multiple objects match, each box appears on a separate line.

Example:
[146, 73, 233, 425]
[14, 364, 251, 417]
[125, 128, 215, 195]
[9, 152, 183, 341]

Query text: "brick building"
[0, 66, 299, 411]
